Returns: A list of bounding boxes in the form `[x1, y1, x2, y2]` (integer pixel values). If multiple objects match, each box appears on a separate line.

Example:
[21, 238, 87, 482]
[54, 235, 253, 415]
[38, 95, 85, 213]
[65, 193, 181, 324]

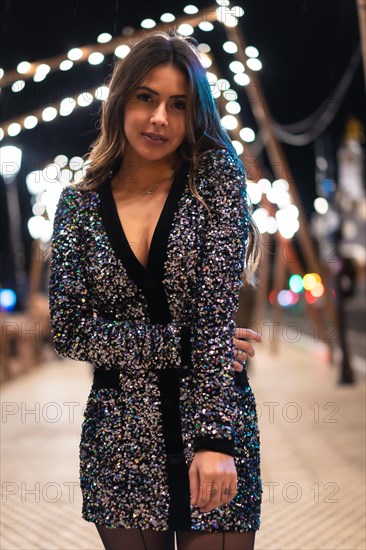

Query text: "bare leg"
[176, 530, 256, 550]
[95, 525, 175, 550]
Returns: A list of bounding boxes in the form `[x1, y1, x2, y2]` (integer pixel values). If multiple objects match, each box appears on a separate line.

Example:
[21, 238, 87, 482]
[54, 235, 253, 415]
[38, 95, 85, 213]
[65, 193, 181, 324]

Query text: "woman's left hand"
[189, 450, 237, 512]
[233, 327, 262, 372]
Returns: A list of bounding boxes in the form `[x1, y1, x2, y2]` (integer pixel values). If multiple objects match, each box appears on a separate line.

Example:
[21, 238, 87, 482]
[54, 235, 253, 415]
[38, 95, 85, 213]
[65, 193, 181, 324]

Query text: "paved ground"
[1, 334, 365, 550]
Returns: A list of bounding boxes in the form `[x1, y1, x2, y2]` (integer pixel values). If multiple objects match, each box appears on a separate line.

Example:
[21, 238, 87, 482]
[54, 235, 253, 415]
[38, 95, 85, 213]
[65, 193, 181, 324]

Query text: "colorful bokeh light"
[304, 290, 318, 304]
[0, 288, 17, 311]
[277, 290, 299, 307]
[289, 274, 304, 293]
[310, 282, 325, 298]
[303, 273, 321, 290]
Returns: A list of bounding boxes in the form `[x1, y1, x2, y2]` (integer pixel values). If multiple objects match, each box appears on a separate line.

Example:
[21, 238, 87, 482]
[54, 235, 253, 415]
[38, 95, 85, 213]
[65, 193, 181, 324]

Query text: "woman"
[49, 31, 262, 550]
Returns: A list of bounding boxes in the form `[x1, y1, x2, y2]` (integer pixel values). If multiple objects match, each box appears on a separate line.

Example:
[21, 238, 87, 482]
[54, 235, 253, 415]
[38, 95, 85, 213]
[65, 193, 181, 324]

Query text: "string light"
[197, 43, 211, 53]
[234, 73, 250, 86]
[77, 93, 93, 107]
[206, 71, 218, 84]
[97, 33, 112, 43]
[246, 58, 262, 71]
[246, 182, 262, 205]
[217, 78, 230, 91]
[42, 107, 58, 121]
[267, 217, 278, 234]
[198, 21, 214, 31]
[25, 154, 88, 243]
[11, 80, 25, 92]
[314, 197, 329, 214]
[3, 6, 262, 147]
[3, 7, 223, 104]
[232, 140, 243, 155]
[199, 52, 212, 69]
[216, 7, 238, 27]
[229, 60, 245, 73]
[225, 101, 241, 114]
[23, 116, 38, 129]
[88, 52, 104, 65]
[59, 97, 76, 117]
[114, 45, 130, 58]
[59, 60, 74, 71]
[239, 127, 255, 142]
[178, 23, 194, 35]
[95, 86, 109, 101]
[183, 5, 198, 14]
[258, 178, 271, 193]
[69, 156, 84, 170]
[33, 64, 51, 82]
[68, 48, 83, 61]
[245, 46, 259, 58]
[252, 208, 269, 234]
[141, 19, 156, 29]
[54, 155, 69, 168]
[221, 115, 238, 130]
[231, 6, 244, 17]
[223, 89, 237, 101]
[17, 61, 31, 74]
[276, 208, 299, 239]
[7, 123, 21, 137]
[160, 13, 175, 22]
[223, 41, 238, 53]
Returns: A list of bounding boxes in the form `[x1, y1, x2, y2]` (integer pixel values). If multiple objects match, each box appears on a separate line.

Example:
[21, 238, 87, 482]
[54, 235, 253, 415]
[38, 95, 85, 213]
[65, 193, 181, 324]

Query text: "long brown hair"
[78, 30, 261, 285]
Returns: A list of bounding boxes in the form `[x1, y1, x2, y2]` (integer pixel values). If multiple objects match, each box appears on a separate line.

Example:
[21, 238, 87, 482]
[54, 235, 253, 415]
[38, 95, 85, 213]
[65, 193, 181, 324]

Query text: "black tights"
[95, 525, 256, 550]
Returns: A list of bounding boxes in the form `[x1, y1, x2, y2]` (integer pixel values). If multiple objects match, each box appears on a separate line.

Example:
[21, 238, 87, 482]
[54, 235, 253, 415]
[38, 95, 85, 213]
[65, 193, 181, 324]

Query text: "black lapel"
[97, 162, 189, 324]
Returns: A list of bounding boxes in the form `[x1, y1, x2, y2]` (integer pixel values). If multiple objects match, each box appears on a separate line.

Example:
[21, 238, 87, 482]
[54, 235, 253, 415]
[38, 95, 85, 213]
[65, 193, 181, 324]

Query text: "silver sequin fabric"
[49, 148, 262, 532]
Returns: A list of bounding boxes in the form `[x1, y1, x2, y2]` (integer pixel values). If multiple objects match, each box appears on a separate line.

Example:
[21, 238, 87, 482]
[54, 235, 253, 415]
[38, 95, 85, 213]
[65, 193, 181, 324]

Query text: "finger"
[235, 328, 262, 342]
[233, 360, 243, 372]
[240, 341, 255, 357]
[234, 347, 248, 362]
[234, 340, 255, 358]
[189, 463, 200, 506]
[199, 481, 221, 513]
[196, 480, 213, 509]
[221, 479, 238, 505]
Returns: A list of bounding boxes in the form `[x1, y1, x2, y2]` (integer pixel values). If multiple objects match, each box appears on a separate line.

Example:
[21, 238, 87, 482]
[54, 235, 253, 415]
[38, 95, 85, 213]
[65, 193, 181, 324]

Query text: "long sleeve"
[48, 186, 185, 370]
[191, 149, 249, 456]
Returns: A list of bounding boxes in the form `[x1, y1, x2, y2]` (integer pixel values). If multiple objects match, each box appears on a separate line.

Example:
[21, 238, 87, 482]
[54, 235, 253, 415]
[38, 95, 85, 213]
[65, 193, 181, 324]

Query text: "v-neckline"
[98, 161, 189, 285]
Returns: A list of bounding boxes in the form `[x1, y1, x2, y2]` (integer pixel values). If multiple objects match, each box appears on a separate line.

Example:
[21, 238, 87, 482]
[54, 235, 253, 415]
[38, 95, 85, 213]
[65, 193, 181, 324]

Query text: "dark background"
[1, 0, 364, 211]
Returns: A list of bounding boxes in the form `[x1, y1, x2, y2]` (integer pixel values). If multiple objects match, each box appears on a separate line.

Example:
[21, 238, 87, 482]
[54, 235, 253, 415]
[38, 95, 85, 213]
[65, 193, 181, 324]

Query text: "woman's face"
[123, 63, 188, 164]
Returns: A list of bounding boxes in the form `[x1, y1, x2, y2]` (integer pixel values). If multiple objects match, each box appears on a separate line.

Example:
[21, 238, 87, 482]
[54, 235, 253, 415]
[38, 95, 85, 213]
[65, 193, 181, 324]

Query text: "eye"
[136, 93, 153, 102]
[173, 100, 186, 110]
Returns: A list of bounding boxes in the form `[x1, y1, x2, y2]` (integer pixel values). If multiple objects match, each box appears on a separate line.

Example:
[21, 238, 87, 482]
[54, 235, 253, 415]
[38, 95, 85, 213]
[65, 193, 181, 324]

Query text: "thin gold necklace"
[112, 169, 175, 196]
[142, 169, 175, 196]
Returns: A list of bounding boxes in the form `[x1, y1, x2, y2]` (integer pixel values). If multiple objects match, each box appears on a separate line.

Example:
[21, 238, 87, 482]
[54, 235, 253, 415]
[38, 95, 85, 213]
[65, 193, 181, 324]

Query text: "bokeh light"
[289, 274, 304, 293]
[0, 289, 17, 312]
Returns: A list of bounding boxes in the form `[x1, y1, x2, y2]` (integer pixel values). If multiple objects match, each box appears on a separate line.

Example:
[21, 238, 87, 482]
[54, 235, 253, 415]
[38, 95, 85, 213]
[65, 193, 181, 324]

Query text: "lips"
[142, 132, 168, 142]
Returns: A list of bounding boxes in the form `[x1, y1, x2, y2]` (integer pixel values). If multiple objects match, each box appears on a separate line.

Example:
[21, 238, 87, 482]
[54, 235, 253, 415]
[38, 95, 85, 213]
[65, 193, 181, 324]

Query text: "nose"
[150, 102, 168, 126]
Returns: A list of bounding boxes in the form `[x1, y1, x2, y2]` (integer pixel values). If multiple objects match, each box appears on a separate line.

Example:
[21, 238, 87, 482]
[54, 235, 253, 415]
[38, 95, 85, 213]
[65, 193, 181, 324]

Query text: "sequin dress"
[49, 148, 262, 532]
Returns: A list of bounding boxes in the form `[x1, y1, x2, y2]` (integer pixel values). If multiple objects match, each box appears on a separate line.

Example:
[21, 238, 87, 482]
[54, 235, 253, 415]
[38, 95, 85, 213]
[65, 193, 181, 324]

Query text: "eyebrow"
[135, 85, 187, 99]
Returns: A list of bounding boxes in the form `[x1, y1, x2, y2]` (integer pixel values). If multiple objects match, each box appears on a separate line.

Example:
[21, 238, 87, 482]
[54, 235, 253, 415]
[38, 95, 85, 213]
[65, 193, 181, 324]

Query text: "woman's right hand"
[233, 327, 262, 372]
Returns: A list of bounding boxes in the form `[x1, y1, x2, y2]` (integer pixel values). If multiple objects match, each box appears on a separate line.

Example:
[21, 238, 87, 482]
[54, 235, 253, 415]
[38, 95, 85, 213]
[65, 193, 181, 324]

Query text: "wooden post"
[226, 24, 354, 383]
[357, 0, 366, 88]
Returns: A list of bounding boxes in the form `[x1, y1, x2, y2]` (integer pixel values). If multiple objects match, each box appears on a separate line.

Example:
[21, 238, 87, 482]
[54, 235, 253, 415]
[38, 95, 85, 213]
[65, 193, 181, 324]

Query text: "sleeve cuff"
[193, 436, 235, 456]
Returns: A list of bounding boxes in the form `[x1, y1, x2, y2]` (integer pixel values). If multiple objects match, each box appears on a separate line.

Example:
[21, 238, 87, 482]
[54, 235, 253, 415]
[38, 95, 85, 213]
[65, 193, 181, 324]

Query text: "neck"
[115, 151, 177, 194]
